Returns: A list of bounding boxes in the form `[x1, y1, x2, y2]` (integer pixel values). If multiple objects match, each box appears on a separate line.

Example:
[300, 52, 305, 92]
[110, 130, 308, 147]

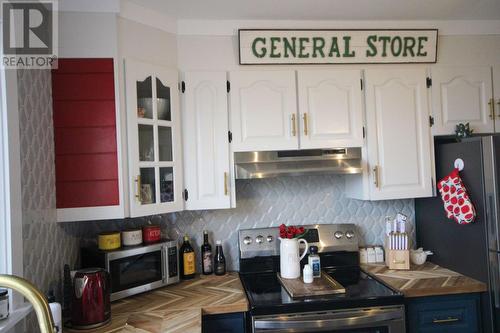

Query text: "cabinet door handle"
[489, 98, 495, 119]
[303, 113, 309, 136]
[135, 175, 142, 202]
[224, 172, 228, 196]
[373, 166, 380, 189]
[291, 114, 297, 136]
[432, 317, 460, 324]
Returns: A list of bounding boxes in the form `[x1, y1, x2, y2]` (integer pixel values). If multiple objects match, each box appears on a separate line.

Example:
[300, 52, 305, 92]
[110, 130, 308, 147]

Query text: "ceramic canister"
[121, 229, 143, 246]
[142, 225, 161, 243]
[98, 232, 121, 250]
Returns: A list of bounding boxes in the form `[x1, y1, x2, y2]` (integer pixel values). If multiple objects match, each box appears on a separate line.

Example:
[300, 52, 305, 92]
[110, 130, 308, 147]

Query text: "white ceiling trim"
[119, 0, 178, 34]
[177, 19, 500, 36]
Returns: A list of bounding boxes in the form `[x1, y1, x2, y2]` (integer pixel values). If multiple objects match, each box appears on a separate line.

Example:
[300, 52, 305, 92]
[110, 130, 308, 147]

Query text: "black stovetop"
[239, 264, 404, 316]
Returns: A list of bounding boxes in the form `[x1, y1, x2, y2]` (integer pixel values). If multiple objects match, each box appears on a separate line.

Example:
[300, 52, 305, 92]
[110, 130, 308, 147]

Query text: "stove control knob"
[334, 231, 344, 239]
[267, 235, 274, 243]
[256, 235, 264, 244]
[345, 230, 355, 239]
[243, 236, 252, 245]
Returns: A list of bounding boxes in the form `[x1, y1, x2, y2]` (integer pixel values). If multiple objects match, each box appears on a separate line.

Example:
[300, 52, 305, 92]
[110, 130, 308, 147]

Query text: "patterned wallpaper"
[17, 69, 81, 332]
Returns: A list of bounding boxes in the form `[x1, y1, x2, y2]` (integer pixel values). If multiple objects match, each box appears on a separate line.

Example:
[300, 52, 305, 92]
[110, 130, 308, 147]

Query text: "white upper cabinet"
[124, 59, 184, 217]
[297, 70, 364, 149]
[364, 68, 433, 200]
[494, 66, 500, 131]
[229, 70, 298, 152]
[430, 66, 494, 135]
[182, 72, 231, 210]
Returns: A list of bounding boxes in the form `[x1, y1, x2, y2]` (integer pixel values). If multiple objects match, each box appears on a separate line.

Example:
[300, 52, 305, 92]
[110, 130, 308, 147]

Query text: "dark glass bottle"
[214, 240, 226, 276]
[180, 235, 196, 280]
[201, 231, 213, 275]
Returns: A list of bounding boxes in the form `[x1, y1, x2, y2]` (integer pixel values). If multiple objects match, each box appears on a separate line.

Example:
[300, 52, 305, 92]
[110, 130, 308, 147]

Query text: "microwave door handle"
[161, 246, 167, 283]
[254, 310, 401, 330]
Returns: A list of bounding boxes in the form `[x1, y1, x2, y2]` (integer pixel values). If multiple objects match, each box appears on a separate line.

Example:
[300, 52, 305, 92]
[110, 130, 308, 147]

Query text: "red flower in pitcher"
[279, 224, 306, 239]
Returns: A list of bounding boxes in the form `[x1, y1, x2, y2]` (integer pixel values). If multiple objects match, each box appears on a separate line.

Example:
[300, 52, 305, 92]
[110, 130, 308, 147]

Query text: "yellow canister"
[98, 232, 121, 250]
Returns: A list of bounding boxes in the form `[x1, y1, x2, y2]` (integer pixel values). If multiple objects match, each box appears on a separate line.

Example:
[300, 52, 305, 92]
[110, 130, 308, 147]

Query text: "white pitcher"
[280, 238, 309, 279]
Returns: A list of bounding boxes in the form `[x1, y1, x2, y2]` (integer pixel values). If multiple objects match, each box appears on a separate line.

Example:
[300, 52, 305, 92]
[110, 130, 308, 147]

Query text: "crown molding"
[177, 19, 500, 36]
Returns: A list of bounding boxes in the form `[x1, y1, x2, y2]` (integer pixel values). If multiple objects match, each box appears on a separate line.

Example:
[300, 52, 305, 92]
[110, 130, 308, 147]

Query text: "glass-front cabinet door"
[125, 60, 183, 217]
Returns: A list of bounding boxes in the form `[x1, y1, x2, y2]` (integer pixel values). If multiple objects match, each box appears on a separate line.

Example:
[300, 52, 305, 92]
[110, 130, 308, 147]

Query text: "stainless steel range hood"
[234, 148, 362, 179]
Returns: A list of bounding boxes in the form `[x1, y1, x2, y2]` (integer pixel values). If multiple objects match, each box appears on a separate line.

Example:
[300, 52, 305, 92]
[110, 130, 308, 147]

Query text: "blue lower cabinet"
[406, 293, 482, 333]
[202, 312, 246, 333]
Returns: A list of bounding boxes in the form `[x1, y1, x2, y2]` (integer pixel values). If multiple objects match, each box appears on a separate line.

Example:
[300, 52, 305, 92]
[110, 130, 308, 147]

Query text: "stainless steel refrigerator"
[416, 135, 500, 333]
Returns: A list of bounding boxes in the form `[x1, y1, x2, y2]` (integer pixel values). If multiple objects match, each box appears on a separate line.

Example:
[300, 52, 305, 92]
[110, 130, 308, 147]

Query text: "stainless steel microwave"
[81, 240, 179, 301]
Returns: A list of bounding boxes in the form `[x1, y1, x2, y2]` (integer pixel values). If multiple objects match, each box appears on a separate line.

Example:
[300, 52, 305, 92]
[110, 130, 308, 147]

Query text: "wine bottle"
[180, 235, 196, 279]
[214, 240, 226, 276]
[201, 231, 213, 275]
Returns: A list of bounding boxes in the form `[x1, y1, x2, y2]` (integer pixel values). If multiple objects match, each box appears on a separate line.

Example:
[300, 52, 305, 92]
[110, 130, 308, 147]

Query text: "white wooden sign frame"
[239, 29, 438, 65]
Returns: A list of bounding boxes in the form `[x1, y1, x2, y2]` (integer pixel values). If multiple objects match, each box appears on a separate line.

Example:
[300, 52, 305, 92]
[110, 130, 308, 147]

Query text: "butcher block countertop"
[65, 272, 248, 333]
[362, 262, 487, 298]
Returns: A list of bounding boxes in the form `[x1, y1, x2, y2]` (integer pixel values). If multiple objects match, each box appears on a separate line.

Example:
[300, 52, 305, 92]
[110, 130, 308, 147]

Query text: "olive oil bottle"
[180, 235, 196, 279]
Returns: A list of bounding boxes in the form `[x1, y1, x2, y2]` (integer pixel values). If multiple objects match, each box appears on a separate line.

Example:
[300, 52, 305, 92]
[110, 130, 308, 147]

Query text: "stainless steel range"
[238, 224, 405, 333]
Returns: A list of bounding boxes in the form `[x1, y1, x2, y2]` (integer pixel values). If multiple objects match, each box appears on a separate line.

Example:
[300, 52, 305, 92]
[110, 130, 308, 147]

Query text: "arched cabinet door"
[229, 70, 298, 152]
[297, 69, 364, 149]
[365, 68, 433, 200]
[430, 66, 494, 135]
[181, 71, 231, 210]
[125, 59, 183, 217]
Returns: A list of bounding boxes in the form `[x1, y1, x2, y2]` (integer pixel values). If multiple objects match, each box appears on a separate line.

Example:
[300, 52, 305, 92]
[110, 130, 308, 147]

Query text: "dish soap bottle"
[214, 240, 226, 276]
[308, 246, 321, 278]
[180, 235, 196, 279]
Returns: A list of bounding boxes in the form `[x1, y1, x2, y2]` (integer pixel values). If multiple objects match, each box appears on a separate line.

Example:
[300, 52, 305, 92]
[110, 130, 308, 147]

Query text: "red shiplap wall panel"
[52, 58, 119, 208]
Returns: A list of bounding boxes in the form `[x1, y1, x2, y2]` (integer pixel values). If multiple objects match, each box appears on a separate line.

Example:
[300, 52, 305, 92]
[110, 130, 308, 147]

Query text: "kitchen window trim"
[0, 66, 25, 310]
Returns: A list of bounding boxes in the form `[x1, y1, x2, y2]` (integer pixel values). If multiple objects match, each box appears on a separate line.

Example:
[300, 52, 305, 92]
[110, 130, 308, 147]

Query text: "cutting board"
[277, 272, 346, 298]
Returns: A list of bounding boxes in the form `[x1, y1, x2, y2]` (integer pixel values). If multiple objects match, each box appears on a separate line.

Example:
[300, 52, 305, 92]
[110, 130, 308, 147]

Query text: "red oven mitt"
[437, 168, 476, 224]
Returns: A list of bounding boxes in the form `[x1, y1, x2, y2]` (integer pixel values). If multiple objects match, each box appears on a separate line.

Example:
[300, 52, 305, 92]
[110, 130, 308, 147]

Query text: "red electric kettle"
[71, 268, 110, 329]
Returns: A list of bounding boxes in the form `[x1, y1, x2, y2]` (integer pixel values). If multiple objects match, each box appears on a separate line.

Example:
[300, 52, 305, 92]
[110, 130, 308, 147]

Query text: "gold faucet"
[0, 274, 56, 333]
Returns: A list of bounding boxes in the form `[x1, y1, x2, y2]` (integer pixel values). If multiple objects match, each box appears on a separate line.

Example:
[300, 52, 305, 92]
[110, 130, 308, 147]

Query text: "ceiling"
[128, 0, 500, 20]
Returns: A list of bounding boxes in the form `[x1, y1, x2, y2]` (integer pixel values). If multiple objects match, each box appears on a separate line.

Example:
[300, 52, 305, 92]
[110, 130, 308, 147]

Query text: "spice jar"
[0, 289, 9, 320]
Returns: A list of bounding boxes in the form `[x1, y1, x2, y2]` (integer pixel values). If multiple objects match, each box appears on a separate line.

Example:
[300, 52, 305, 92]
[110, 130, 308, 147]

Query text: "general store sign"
[239, 29, 438, 65]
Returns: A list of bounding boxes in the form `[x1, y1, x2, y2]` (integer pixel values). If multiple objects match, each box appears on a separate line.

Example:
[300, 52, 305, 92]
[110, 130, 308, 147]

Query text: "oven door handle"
[254, 310, 402, 331]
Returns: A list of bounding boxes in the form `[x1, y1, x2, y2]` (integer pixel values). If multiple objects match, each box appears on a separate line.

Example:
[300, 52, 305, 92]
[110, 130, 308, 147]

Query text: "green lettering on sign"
[403, 37, 416, 57]
[343, 36, 355, 57]
[270, 37, 281, 58]
[417, 36, 428, 56]
[391, 36, 402, 57]
[366, 35, 377, 57]
[378, 36, 391, 57]
[298, 37, 310, 58]
[312, 37, 325, 58]
[328, 37, 340, 57]
[283, 37, 296, 58]
[252, 37, 267, 58]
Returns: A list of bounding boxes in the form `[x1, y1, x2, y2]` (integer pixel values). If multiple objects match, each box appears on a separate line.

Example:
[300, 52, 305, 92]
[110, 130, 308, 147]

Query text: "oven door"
[253, 306, 405, 333]
[106, 244, 167, 300]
